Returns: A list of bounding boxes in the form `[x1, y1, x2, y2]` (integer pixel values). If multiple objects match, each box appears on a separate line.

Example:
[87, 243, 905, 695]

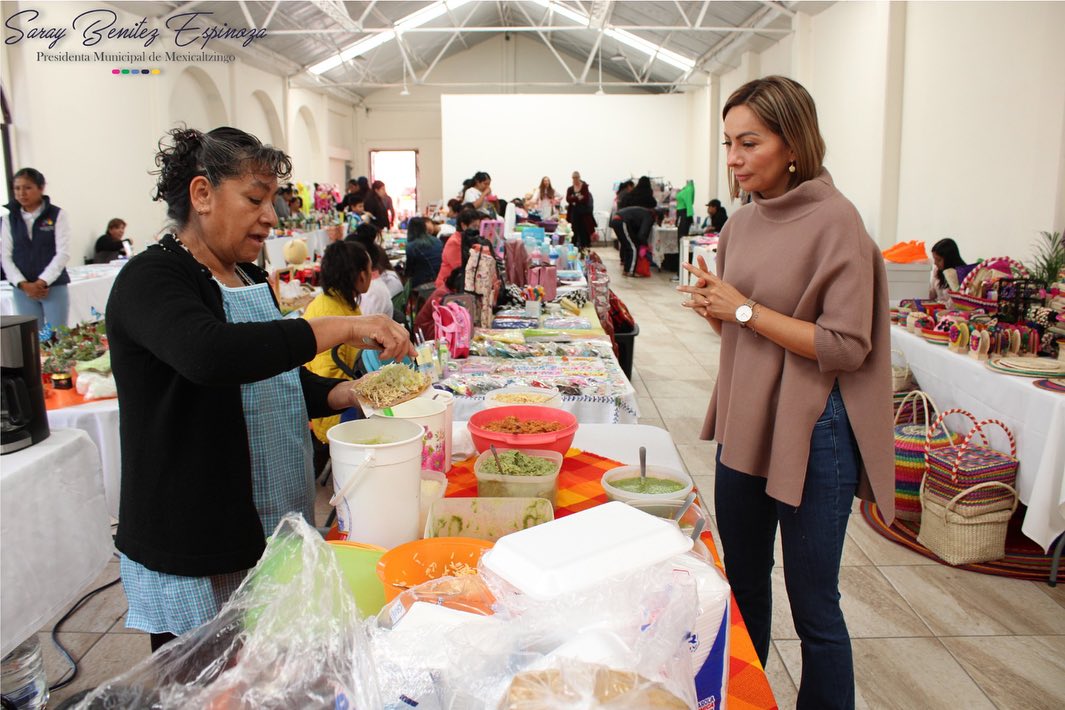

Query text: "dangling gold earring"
[788, 162, 796, 174]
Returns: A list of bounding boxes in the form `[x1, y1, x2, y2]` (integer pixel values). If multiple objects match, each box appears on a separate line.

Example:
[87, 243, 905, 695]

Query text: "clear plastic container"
[424, 497, 555, 541]
[1, 636, 48, 710]
[474, 448, 563, 507]
[483, 386, 563, 410]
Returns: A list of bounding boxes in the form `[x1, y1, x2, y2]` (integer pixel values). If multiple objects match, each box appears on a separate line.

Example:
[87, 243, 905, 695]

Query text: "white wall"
[709, 0, 1065, 264]
[356, 34, 660, 210]
[895, 1, 1065, 262]
[442, 93, 691, 217]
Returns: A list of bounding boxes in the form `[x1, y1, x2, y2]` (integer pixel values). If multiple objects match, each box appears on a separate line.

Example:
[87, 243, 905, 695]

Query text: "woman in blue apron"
[107, 127, 414, 650]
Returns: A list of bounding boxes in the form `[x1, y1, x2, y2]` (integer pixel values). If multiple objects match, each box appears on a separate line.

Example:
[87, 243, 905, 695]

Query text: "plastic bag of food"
[74, 515, 380, 709]
[413, 561, 698, 708]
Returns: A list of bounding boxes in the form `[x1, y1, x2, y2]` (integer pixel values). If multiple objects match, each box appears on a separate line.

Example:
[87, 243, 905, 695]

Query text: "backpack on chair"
[432, 301, 472, 358]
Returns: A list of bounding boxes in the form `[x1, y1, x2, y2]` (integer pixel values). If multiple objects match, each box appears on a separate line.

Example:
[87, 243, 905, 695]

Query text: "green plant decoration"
[1027, 230, 1065, 285]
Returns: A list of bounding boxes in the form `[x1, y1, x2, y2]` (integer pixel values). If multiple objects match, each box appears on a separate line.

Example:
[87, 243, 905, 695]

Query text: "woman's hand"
[349, 314, 416, 362]
[20, 279, 49, 300]
[327, 380, 362, 412]
[677, 256, 746, 323]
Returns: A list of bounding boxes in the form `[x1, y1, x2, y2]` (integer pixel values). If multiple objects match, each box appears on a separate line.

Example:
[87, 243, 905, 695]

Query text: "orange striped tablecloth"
[446, 448, 778, 710]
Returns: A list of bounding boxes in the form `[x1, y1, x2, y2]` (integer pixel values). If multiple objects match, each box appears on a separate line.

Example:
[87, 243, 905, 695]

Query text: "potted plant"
[1027, 230, 1064, 285]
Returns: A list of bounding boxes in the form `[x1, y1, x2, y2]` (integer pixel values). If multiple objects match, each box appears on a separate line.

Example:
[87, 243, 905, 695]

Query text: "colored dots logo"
[112, 68, 161, 75]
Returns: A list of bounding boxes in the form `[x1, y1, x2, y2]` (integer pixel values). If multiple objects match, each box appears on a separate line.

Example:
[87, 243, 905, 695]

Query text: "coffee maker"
[1, 315, 50, 454]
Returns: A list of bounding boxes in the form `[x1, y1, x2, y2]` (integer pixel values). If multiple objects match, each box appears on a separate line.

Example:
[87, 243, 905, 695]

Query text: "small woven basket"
[917, 480, 1018, 565]
[890, 349, 912, 392]
[923, 413, 1018, 514]
[892, 392, 961, 522]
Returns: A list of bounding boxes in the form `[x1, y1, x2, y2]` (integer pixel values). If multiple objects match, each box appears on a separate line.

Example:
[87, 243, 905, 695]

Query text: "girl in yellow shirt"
[303, 241, 373, 448]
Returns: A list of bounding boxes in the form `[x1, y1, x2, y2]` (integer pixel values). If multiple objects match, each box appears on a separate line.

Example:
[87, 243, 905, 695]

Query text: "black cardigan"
[108, 235, 343, 576]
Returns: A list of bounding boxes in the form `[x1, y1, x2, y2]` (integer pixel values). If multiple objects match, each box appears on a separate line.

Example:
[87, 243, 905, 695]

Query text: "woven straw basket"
[892, 392, 961, 522]
[891, 349, 912, 392]
[923, 413, 1018, 514]
[918, 480, 1018, 565]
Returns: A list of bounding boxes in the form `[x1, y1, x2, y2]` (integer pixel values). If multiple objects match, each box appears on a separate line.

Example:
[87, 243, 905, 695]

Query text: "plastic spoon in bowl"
[690, 517, 706, 542]
[673, 492, 696, 522]
[490, 444, 506, 475]
[638, 446, 647, 492]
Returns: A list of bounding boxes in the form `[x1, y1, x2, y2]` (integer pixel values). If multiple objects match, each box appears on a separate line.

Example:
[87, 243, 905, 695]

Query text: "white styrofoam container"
[480, 501, 693, 600]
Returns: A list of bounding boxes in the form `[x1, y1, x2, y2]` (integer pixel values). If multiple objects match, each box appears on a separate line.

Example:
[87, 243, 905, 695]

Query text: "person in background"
[565, 171, 596, 250]
[363, 180, 390, 232]
[346, 223, 397, 317]
[273, 187, 291, 221]
[1, 167, 72, 329]
[404, 216, 443, 290]
[382, 187, 396, 230]
[619, 175, 656, 210]
[288, 192, 304, 214]
[339, 179, 361, 212]
[435, 208, 483, 290]
[302, 240, 374, 472]
[444, 198, 463, 228]
[461, 172, 494, 215]
[706, 199, 728, 233]
[94, 218, 133, 263]
[675, 179, 694, 238]
[678, 76, 893, 710]
[535, 176, 558, 220]
[928, 238, 969, 303]
[612, 206, 655, 277]
[108, 126, 413, 651]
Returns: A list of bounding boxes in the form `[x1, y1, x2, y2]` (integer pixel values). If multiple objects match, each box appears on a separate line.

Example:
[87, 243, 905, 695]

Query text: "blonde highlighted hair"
[723, 75, 826, 200]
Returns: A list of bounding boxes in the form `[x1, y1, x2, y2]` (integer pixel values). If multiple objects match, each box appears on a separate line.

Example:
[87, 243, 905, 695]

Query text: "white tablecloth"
[263, 229, 330, 266]
[0, 429, 114, 657]
[47, 399, 121, 519]
[1, 263, 124, 326]
[651, 226, 679, 269]
[890, 327, 1065, 551]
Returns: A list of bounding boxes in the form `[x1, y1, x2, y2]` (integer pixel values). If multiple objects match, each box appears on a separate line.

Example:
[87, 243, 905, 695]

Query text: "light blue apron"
[122, 279, 314, 634]
[218, 280, 315, 533]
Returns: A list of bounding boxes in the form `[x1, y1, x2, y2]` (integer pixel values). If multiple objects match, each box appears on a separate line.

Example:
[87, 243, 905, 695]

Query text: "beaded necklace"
[171, 234, 254, 286]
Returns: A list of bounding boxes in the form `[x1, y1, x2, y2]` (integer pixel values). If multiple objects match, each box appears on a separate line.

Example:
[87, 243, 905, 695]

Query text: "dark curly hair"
[320, 241, 371, 311]
[152, 126, 292, 229]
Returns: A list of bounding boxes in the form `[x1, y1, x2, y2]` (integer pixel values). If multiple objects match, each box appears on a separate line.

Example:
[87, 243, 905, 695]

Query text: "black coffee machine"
[1, 315, 50, 454]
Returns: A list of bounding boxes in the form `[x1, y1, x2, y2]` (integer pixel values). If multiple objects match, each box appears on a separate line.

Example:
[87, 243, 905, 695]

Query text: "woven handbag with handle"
[923, 412, 1018, 514]
[892, 391, 961, 521]
[918, 480, 1018, 565]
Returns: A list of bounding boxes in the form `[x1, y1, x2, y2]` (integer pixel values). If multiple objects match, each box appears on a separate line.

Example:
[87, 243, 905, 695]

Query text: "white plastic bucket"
[373, 397, 449, 473]
[327, 418, 425, 548]
[421, 388, 454, 468]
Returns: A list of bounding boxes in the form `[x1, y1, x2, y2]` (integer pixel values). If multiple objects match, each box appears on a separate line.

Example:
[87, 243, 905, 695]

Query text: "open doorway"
[369, 149, 418, 226]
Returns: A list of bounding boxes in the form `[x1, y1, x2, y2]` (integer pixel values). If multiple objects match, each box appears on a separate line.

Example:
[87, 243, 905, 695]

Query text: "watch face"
[736, 305, 753, 323]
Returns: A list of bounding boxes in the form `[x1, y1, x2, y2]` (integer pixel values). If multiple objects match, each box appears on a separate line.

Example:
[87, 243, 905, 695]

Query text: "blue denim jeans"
[10, 283, 69, 330]
[715, 384, 858, 710]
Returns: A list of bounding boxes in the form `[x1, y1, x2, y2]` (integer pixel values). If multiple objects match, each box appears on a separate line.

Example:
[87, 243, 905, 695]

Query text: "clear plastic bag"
[75, 515, 380, 709]
[370, 561, 699, 709]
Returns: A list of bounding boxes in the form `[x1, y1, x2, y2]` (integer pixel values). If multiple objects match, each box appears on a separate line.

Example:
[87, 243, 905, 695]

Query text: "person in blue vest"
[1, 168, 72, 329]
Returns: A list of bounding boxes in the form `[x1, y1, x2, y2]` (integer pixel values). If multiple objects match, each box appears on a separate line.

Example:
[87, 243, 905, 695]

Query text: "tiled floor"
[38, 246, 1065, 708]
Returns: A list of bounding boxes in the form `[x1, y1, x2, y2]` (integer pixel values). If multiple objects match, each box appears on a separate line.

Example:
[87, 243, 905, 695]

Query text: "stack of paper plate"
[986, 356, 1065, 378]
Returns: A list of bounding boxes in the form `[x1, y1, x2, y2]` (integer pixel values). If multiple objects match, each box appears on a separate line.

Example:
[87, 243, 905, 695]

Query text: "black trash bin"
[613, 322, 639, 381]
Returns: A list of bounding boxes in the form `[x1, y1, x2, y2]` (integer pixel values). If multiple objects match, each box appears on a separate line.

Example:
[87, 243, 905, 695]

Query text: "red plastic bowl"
[467, 405, 578, 455]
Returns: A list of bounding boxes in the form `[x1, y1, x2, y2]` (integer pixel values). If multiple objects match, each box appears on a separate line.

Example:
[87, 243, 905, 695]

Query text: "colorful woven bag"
[892, 392, 961, 521]
[923, 411, 1018, 514]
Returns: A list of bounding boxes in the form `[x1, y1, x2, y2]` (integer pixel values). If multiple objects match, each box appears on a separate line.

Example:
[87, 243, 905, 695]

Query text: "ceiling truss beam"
[264, 25, 789, 36]
[514, 1, 578, 83]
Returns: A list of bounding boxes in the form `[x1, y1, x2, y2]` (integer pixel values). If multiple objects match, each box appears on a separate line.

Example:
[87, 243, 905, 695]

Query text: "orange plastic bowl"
[467, 405, 578, 455]
[376, 537, 494, 602]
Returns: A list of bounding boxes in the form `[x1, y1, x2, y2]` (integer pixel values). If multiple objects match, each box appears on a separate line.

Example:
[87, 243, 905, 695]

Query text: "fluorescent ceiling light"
[309, 0, 472, 75]
[528, 0, 694, 72]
